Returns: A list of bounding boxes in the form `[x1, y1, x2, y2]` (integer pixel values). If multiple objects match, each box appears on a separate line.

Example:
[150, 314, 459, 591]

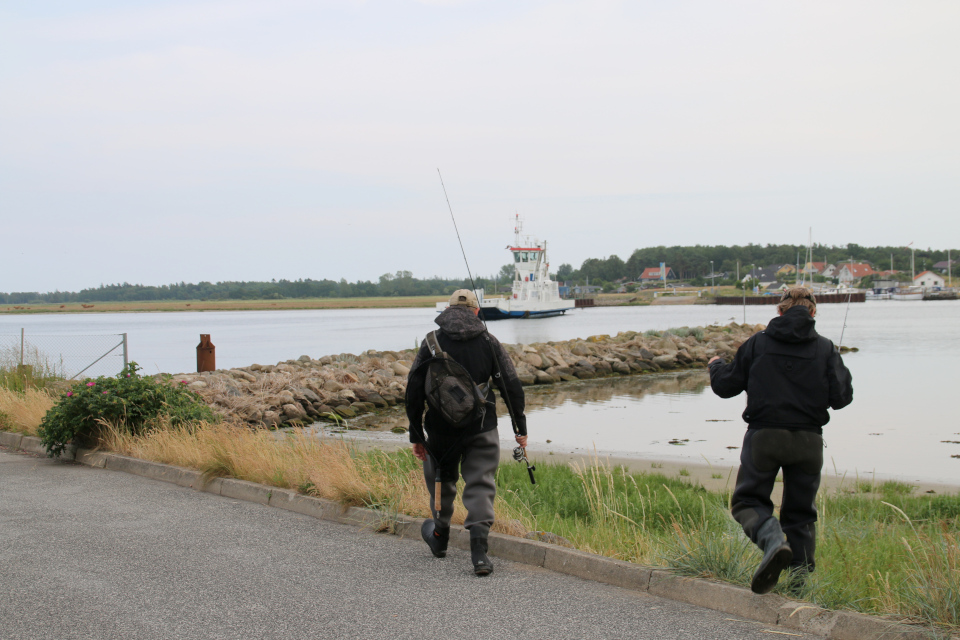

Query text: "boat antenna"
[437, 169, 480, 299]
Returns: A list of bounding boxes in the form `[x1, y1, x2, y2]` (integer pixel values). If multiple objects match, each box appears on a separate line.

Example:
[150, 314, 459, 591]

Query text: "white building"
[914, 271, 945, 288]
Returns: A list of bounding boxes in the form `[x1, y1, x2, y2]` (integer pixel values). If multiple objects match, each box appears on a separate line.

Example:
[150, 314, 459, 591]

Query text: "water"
[2, 300, 958, 484]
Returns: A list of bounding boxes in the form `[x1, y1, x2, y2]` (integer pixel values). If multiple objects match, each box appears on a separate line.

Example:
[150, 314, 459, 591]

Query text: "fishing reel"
[512, 447, 536, 485]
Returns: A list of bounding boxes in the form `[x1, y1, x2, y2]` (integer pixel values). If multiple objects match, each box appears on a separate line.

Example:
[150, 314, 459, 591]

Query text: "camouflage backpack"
[420, 330, 492, 429]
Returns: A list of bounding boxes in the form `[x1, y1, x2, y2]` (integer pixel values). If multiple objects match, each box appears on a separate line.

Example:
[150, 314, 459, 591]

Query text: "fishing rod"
[437, 168, 535, 485]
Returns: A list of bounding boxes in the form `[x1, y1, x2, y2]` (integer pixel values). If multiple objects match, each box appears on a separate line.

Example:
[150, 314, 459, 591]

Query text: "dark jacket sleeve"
[708, 336, 754, 399]
[489, 336, 527, 436]
[405, 341, 431, 444]
[826, 343, 853, 410]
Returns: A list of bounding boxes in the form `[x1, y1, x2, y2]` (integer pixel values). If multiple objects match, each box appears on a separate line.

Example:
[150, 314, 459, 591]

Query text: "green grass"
[489, 457, 959, 631]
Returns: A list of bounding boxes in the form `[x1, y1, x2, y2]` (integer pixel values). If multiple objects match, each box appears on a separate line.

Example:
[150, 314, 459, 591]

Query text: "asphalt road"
[0, 448, 823, 640]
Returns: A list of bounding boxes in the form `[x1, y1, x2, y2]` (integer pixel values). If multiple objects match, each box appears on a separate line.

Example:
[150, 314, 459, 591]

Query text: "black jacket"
[406, 305, 527, 445]
[708, 306, 853, 432]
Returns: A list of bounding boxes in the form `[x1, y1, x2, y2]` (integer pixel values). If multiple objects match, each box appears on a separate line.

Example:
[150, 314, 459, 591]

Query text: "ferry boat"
[436, 215, 576, 320]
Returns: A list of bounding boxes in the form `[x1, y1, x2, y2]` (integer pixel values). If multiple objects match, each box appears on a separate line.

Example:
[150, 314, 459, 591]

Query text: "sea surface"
[2, 300, 958, 484]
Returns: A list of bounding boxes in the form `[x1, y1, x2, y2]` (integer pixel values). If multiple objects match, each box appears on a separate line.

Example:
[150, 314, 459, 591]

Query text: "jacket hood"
[435, 305, 487, 340]
[765, 305, 819, 344]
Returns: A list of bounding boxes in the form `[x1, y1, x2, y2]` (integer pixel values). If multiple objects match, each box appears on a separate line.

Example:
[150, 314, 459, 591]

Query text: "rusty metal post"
[196, 334, 215, 372]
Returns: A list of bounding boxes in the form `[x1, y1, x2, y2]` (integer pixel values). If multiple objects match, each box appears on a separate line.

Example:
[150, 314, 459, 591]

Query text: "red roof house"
[640, 267, 676, 281]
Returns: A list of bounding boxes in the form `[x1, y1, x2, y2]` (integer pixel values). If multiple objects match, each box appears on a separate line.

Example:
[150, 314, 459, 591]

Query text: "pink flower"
[102, 391, 108, 394]
[66, 391, 73, 397]
[86, 382, 95, 387]
[180, 380, 187, 384]
[126, 373, 131, 377]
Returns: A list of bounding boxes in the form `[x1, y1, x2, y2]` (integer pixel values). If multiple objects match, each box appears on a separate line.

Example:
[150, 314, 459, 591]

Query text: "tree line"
[556, 243, 954, 287]
[2, 243, 953, 304]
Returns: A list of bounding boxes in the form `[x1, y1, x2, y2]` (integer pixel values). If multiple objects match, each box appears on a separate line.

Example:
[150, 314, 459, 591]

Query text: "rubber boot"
[421, 520, 449, 558]
[470, 536, 493, 576]
[751, 518, 793, 594]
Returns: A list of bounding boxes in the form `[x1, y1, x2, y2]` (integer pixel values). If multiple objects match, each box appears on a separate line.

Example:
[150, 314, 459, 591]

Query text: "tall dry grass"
[0, 387, 56, 435]
[100, 421, 522, 534]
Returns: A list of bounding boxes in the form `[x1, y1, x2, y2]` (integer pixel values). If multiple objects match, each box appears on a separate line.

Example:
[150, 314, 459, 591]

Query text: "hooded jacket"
[708, 305, 853, 432]
[405, 305, 527, 445]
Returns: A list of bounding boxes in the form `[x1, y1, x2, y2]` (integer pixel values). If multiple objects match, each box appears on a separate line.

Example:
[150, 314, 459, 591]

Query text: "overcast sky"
[2, 1, 958, 293]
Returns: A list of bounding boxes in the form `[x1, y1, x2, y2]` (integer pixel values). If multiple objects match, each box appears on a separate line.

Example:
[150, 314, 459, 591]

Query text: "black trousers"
[731, 428, 822, 571]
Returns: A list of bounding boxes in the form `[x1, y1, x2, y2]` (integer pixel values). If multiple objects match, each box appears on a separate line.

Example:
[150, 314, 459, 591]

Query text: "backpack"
[420, 330, 492, 429]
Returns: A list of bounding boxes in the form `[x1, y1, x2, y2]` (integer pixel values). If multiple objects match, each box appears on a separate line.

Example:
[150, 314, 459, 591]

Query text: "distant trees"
[2, 243, 953, 304]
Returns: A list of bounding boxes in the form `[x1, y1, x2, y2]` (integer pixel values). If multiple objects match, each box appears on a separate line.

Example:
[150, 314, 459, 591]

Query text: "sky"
[2, 0, 958, 293]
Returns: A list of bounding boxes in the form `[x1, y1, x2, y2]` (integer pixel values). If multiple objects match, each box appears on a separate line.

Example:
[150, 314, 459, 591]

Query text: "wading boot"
[751, 518, 793, 594]
[470, 536, 493, 576]
[421, 520, 449, 558]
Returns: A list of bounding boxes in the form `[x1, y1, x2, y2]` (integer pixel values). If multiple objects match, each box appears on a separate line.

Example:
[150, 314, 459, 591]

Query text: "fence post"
[122, 333, 128, 368]
[20, 328, 24, 367]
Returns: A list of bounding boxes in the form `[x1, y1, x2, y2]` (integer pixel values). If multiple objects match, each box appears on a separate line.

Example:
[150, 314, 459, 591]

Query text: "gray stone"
[282, 403, 307, 421]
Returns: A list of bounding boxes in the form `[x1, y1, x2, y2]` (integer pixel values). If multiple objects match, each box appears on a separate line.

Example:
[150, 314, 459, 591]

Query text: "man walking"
[406, 289, 528, 576]
[708, 287, 853, 594]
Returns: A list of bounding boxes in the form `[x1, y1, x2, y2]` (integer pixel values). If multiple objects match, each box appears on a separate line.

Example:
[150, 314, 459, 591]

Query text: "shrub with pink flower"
[38, 362, 216, 458]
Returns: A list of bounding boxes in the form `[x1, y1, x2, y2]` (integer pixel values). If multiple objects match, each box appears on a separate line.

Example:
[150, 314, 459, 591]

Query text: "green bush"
[38, 362, 215, 457]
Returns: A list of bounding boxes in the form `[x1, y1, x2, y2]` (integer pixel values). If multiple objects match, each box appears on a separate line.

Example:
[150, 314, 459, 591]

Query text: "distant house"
[639, 267, 676, 281]
[876, 270, 900, 279]
[802, 262, 828, 275]
[773, 264, 796, 277]
[933, 260, 957, 273]
[837, 263, 876, 285]
[821, 264, 838, 278]
[742, 267, 779, 289]
[914, 271, 945, 288]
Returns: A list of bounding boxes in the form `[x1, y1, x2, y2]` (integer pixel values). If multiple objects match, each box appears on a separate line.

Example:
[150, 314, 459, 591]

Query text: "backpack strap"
[426, 330, 442, 357]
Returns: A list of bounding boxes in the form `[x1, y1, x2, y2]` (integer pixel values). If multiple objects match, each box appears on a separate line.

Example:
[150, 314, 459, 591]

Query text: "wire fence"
[0, 330, 128, 379]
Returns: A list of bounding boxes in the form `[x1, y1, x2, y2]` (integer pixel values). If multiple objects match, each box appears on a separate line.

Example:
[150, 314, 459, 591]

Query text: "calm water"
[2, 300, 958, 484]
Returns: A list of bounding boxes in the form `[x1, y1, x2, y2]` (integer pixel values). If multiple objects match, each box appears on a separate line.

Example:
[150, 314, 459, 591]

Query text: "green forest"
[2, 243, 953, 304]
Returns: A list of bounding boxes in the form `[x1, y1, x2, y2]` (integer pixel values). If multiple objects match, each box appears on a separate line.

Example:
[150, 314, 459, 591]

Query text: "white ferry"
[437, 215, 576, 320]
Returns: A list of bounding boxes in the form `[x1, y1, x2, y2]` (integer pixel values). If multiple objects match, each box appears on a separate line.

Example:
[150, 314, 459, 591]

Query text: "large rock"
[653, 354, 677, 369]
[282, 403, 308, 421]
[262, 410, 281, 428]
[521, 353, 544, 369]
[534, 370, 560, 384]
[570, 342, 594, 357]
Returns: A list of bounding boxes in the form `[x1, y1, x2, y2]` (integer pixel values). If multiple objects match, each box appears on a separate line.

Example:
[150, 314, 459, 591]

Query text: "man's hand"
[708, 356, 722, 365]
[412, 443, 427, 461]
[515, 435, 528, 448]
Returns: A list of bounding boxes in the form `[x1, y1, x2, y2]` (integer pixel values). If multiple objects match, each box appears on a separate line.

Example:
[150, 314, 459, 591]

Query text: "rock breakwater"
[157, 323, 765, 428]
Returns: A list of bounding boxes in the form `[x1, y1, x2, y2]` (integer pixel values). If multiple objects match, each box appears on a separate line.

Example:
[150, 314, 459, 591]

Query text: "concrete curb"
[2, 434, 939, 640]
